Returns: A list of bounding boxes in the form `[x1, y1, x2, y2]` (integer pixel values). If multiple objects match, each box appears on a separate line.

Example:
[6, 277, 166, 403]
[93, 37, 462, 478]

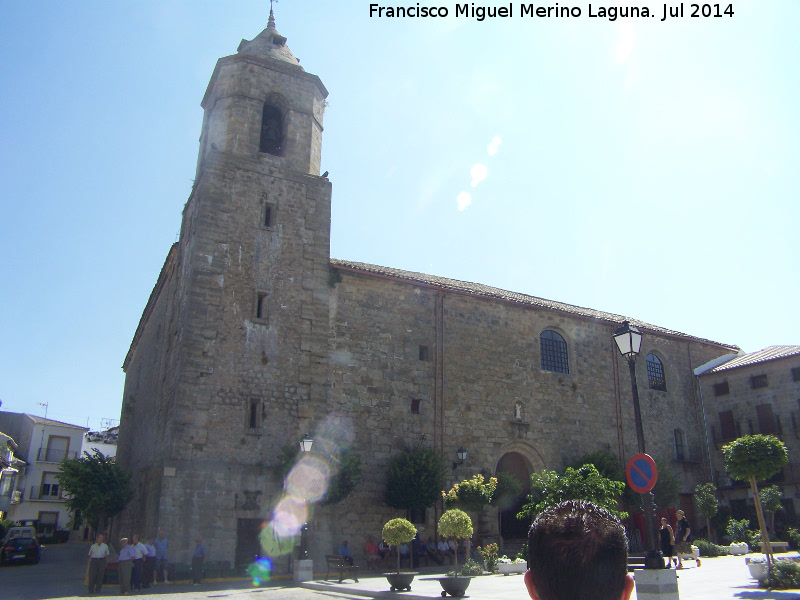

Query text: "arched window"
[646, 353, 666, 391]
[540, 330, 569, 374]
[259, 104, 283, 155]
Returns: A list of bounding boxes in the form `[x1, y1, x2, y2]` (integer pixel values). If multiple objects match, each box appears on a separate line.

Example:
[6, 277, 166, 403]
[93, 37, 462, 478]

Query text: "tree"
[321, 448, 362, 505]
[760, 485, 784, 536]
[442, 474, 497, 512]
[385, 449, 445, 515]
[489, 471, 523, 509]
[382, 518, 417, 574]
[56, 450, 133, 532]
[651, 457, 681, 509]
[694, 482, 719, 542]
[723, 434, 788, 563]
[438, 509, 473, 578]
[517, 464, 627, 523]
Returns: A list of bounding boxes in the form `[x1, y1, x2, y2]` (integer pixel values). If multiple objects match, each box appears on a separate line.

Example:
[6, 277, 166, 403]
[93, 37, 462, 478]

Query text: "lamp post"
[613, 321, 663, 569]
[299, 434, 313, 560]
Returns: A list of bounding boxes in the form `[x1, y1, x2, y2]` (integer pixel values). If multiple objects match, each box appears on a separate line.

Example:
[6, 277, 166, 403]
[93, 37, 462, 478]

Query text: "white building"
[0, 412, 87, 537]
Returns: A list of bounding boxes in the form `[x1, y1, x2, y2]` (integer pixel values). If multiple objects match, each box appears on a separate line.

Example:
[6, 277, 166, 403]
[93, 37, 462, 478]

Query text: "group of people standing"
[86, 529, 170, 595]
[659, 509, 700, 569]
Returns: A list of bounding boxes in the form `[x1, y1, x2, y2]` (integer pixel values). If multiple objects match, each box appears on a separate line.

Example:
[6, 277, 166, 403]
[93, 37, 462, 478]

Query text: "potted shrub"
[746, 554, 768, 580]
[382, 518, 417, 591]
[438, 509, 474, 597]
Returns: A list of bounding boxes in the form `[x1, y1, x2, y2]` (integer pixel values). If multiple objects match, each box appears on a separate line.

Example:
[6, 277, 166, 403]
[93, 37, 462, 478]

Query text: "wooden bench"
[756, 541, 790, 553]
[325, 554, 359, 583]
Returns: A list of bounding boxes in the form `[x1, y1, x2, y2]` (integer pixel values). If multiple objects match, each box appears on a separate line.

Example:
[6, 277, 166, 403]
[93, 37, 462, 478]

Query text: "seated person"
[337, 539, 354, 566]
[378, 540, 392, 567]
[438, 536, 455, 564]
[364, 535, 380, 570]
[398, 542, 411, 567]
[414, 535, 429, 567]
[426, 536, 443, 564]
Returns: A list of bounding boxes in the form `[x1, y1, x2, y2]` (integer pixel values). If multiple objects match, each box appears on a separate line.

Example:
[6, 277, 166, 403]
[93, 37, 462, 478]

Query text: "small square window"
[256, 293, 268, 320]
[410, 399, 421, 414]
[751, 374, 768, 389]
[792, 367, 800, 382]
[263, 204, 275, 228]
[713, 381, 729, 396]
[248, 399, 261, 430]
[419, 346, 429, 361]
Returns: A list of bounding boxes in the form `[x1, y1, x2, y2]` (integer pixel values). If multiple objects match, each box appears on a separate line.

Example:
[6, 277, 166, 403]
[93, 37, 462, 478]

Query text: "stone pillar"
[634, 568, 679, 600]
[293, 559, 314, 583]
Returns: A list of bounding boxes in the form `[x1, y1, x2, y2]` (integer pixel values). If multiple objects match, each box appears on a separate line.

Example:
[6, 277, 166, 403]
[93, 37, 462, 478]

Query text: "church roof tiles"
[704, 345, 800, 373]
[330, 258, 739, 350]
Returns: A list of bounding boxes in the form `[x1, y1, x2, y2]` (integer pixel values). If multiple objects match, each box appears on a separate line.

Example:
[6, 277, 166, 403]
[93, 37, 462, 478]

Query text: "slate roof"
[704, 345, 800, 374]
[330, 259, 739, 350]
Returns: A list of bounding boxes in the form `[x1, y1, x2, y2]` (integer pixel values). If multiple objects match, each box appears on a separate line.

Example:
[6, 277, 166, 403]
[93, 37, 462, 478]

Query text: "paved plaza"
[300, 554, 800, 600]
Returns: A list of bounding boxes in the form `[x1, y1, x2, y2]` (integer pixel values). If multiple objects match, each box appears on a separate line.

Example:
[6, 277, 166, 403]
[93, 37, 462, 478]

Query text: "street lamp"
[453, 447, 468, 470]
[613, 321, 663, 569]
[299, 435, 313, 559]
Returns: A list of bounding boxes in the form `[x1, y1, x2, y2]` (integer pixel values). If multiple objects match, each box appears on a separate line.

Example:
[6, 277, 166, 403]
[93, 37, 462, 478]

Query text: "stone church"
[115, 10, 737, 573]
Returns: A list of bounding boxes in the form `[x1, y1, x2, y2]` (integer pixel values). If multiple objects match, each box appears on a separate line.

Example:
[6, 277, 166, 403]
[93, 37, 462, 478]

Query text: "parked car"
[1, 537, 41, 565]
[2, 526, 37, 545]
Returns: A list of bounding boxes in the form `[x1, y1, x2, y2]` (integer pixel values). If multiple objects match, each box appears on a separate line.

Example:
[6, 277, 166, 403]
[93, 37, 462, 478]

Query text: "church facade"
[115, 12, 738, 572]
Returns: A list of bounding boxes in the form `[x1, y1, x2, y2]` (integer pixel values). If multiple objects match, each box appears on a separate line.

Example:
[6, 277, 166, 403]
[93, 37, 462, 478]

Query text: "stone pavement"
[299, 554, 800, 600]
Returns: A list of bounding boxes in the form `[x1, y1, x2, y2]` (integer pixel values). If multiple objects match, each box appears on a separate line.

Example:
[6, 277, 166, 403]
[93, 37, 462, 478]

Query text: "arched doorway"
[496, 452, 531, 541]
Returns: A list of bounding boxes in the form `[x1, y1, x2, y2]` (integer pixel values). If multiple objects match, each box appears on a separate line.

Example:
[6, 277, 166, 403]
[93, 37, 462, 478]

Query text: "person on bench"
[337, 540, 354, 566]
[364, 535, 380, 570]
[524, 500, 634, 600]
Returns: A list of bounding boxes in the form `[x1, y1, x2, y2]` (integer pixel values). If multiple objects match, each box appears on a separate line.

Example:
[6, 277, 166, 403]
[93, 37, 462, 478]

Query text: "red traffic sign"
[626, 453, 658, 494]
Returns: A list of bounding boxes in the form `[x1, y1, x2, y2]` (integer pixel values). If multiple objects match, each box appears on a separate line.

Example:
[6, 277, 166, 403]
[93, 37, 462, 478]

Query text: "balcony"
[36, 448, 78, 463]
[29, 485, 65, 502]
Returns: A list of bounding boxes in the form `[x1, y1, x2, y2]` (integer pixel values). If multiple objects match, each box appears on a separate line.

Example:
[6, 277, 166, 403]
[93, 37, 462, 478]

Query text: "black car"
[1, 537, 41, 565]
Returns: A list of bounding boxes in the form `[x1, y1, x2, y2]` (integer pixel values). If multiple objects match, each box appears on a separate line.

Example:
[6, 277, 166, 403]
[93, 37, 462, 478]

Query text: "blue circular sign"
[626, 453, 658, 493]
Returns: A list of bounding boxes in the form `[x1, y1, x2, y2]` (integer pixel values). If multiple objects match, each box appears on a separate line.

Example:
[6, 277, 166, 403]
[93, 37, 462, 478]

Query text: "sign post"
[626, 453, 664, 570]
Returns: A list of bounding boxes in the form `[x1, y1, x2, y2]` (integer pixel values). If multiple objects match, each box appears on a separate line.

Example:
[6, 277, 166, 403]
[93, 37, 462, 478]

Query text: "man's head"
[676, 510, 685, 519]
[120, 538, 128, 546]
[132, 535, 139, 544]
[96, 533, 105, 543]
[524, 500, 634, 600]
[158, 529, 165, 539]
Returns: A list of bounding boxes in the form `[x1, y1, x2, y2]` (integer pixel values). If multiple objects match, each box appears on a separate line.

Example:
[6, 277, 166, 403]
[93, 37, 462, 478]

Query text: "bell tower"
[117, 9, 333, 566]
[195, 9, 328, 177]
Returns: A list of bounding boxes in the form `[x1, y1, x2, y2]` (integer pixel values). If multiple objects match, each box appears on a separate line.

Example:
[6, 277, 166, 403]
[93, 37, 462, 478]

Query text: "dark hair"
[528, 500, 628, 600]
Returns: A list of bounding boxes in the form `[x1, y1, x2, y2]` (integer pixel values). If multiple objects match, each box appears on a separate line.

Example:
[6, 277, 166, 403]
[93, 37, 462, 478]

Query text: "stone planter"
[438, 576, 473, 597]
[746, 559, 768, 580]
[729, 542, 749, 556]
[385, 572, 416, 591]
[498, 561, 527, 575]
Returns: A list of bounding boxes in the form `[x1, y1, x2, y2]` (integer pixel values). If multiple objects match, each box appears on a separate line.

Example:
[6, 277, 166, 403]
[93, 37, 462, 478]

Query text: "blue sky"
[1, 1, 798, 430]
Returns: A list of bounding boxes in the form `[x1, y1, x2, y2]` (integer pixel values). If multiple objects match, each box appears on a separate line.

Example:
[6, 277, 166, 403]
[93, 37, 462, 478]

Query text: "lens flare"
[247, 556, 273, 586]
[285, 455, 330, 502]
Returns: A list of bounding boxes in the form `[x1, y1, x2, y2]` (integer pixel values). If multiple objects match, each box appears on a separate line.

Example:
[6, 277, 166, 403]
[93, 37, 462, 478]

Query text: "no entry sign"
[626, 453, 658, 494]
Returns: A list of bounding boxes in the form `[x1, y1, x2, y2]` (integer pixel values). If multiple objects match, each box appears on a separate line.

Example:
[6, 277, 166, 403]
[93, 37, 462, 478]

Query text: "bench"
[756, 541, 790, 553]
[325, 554, 359, 583]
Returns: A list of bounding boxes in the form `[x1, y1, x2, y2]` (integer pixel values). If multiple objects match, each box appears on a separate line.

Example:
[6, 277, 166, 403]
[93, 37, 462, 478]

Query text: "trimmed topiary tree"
[438, 509, 474, 578]
[382, 518, 417, 574]
[723, 434, 788, 563]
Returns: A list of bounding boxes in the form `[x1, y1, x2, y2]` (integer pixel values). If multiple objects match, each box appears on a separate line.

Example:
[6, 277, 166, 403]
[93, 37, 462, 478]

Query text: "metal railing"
[29, 486, 65, 501]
